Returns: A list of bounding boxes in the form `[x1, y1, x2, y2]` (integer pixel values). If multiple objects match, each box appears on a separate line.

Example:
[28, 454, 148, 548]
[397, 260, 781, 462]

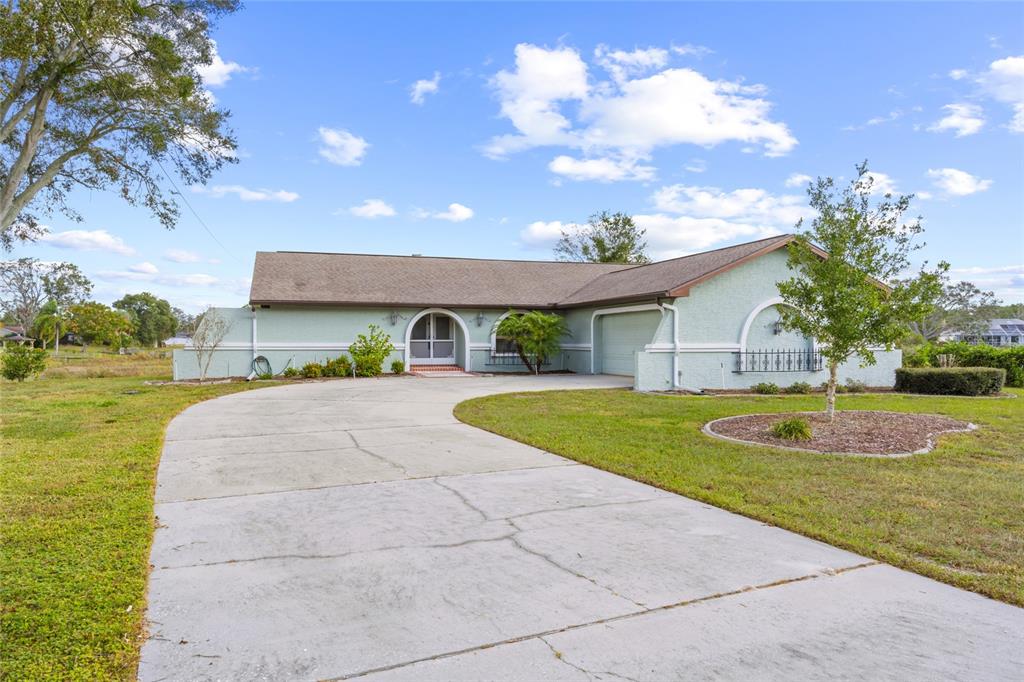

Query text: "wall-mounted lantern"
[475, 312, 486, 327]
[389, 311, 400, 326]
[772, 320, 784, 335]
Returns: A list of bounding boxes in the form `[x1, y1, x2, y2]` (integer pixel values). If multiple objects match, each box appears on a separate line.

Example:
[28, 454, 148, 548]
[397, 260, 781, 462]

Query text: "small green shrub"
[895, 367, 1005, 396]
[1, 345, 48, 382]
[390, 360, 405, 374]
[844, 378, 868, 393]
[782, 381, 812, 394]
[282, 366, 299, 378]
[301, 362, 323, 378]
[350, 324, 395, 377]
[752, 382, 779, 395]
[770, 417, 813, 441]
[257, 372, 274, 380]
[324, 355, 352, 377]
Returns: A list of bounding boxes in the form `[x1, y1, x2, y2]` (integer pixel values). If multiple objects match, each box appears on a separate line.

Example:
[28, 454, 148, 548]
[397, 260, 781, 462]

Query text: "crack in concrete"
[157, 534, 518, 570]
[155, 462, 579, 505]
[506, 518, 648, 610]
[539, 635, 639, 682]
[432, 477, 492, 522]
[504, 497, 665, 522]
[328, 561, 882, 680]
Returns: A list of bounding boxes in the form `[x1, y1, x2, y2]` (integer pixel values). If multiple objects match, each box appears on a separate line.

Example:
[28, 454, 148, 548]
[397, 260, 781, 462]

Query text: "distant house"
[172, 234, 902, 390]
[948, 319, 1024, 347]
[0, 325, 33, 346]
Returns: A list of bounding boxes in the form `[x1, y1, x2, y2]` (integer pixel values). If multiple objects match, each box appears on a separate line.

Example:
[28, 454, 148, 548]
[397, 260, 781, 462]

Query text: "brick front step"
[410, 365, 464, 372]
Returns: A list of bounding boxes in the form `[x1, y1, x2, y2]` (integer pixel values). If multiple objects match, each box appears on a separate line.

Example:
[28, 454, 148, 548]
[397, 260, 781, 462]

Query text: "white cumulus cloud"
[928, 103, 985, 137]
[855, 171, 899, 196]
[129, 262, 159, 275]
[348, 199, 396, 218]
[432, 203, 474, 222]
[926, 168, 993, 196]
[638, 183, 814, 258]
[191, 184, 299, 202]
[484, 43, 797, 180]
[410, 72, 441, 105]
[38, 229, 134, 256]
[196, 41, 249, 88]
[317, 127, 369, 166]
[548, 155, 655, 182]
[784, 173, 813, 188]
[519, 220, 583, 246]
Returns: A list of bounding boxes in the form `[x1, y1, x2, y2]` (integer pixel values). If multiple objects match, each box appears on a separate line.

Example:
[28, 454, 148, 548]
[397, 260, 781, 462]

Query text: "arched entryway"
[404, 308, 470, 370]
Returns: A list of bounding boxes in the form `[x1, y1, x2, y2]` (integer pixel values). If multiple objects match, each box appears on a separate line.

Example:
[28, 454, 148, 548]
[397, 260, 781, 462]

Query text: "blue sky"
[14, 2, 1024, 311]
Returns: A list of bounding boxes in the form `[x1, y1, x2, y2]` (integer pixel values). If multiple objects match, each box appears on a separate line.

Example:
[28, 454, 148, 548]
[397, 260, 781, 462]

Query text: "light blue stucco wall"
[635, 248, 901, 391]
[173, 248, 901, 388]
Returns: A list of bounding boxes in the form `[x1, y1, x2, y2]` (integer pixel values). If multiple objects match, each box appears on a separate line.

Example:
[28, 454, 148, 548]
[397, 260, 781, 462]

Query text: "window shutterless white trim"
[404, 308, 470, 370]
[590, 303, 664, 374]
[490, 309, 525, 357]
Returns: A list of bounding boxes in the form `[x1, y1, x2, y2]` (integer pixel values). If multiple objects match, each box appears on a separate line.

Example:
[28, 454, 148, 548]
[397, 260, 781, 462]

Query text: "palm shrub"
[1, 345, 48, 381]
[493, 310, 568, 374]
[770, 417, 813, 441]
[350, 325, 395, 377]
[391, 360, 405, 374]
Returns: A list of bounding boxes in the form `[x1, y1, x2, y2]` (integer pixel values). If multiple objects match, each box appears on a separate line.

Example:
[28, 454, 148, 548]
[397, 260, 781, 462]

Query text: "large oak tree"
[1, 0, 239, 248]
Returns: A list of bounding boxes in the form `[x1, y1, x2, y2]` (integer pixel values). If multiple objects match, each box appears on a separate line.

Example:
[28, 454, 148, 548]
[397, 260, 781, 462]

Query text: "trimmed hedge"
[895, 367, 1006, 396]
[925, 343, 1024, 387]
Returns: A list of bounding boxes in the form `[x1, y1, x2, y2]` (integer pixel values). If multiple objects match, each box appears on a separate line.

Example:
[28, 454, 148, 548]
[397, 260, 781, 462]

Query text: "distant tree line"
[0, 257, 195, 350]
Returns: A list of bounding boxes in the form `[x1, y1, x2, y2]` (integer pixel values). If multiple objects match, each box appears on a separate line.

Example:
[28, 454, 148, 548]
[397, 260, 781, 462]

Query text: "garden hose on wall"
[251, 355, 271, 378]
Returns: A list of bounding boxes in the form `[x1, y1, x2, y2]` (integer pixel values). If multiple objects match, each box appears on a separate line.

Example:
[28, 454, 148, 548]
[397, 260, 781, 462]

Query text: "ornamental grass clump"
[770, 417, 813, 441]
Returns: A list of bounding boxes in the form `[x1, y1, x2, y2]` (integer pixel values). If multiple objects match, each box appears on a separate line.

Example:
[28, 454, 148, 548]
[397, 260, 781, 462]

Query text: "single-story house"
[945, 318, 1024, 347]
[172, 234, 901, 390]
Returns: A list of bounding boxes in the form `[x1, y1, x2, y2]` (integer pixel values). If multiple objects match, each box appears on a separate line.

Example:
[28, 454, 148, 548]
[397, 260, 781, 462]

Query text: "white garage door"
[599, 310, 662, 376]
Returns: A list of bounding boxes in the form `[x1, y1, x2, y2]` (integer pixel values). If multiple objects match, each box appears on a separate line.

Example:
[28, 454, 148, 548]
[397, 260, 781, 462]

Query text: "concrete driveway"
[139, 375, 1023, 681]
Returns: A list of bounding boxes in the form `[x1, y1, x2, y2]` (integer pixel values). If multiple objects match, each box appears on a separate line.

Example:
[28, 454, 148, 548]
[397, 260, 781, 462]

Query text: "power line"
[54, 0, 241, 264]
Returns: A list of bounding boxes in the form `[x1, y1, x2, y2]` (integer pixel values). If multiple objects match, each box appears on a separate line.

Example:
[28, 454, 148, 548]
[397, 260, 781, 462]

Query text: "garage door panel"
[600, 311, 661, 376]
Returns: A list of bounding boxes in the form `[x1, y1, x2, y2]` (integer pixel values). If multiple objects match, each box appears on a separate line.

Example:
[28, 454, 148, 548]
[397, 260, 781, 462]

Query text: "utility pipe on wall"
[246, 306, 259, 381]
[659, 302, 680, 389]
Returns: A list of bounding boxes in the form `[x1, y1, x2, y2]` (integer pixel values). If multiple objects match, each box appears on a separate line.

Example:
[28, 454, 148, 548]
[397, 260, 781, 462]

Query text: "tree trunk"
[514, 344, 535, 374]
[825, 361, 839, 422]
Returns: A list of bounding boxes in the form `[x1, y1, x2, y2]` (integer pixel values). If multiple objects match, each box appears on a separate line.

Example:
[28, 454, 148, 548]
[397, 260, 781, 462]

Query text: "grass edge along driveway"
[1, 376, 269, 681]
[454, 389, 1024, 607]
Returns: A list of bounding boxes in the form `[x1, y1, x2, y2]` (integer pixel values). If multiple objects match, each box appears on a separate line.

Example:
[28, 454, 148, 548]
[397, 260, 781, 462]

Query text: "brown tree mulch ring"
[703, 410, 976, 457]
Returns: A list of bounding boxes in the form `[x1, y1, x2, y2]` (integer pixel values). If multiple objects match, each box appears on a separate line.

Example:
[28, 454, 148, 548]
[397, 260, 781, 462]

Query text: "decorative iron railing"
[735, 349, 822, 373]
[486, 353, 552, 367]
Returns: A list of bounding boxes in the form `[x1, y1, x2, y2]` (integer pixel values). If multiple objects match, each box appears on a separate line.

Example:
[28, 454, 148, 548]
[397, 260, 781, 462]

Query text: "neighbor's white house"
[173, 234, 901, 391]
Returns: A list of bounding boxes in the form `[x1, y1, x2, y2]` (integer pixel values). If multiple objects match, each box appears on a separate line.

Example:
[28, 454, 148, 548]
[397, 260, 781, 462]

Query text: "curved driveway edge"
[139, 376, 1023, 681]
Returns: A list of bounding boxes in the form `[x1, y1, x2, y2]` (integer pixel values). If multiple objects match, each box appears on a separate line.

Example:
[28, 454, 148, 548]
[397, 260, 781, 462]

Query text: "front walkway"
[139, 375, 1023, 681]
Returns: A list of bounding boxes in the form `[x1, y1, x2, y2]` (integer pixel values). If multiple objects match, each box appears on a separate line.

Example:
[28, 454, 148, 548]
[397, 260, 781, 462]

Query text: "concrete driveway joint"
[139, 375, 1024, 682]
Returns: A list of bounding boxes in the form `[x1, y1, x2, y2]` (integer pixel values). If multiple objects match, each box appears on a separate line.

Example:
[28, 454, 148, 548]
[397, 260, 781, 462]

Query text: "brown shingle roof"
[557, 234, 795, 305]
[248, 235, 797, 308]
[249, 252, 631, 308]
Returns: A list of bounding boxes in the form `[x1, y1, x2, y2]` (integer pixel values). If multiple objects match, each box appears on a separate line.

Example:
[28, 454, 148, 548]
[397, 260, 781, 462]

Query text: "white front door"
[409, 313, 456, 365]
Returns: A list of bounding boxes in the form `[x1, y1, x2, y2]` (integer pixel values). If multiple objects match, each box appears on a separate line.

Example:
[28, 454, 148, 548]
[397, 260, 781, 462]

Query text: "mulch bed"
[705, 410, 974, 456]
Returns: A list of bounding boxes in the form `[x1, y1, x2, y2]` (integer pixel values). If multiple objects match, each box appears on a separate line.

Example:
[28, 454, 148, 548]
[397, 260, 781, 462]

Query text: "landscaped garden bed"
[704, 410, 974, 456]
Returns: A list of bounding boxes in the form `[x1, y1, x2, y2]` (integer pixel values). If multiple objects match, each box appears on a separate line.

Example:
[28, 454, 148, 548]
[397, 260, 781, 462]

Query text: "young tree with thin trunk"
[777, 163, 946, 420]
[555, 211, 650, 264]
[494, 311, 569, 375]
[0, 1, 239, 247]
[191, 307, 230, 382]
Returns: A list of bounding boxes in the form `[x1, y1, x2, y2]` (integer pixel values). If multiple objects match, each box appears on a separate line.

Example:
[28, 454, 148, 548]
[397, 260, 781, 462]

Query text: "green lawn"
[455, 389, 1024, 606]
[0, 367, 267, 680]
